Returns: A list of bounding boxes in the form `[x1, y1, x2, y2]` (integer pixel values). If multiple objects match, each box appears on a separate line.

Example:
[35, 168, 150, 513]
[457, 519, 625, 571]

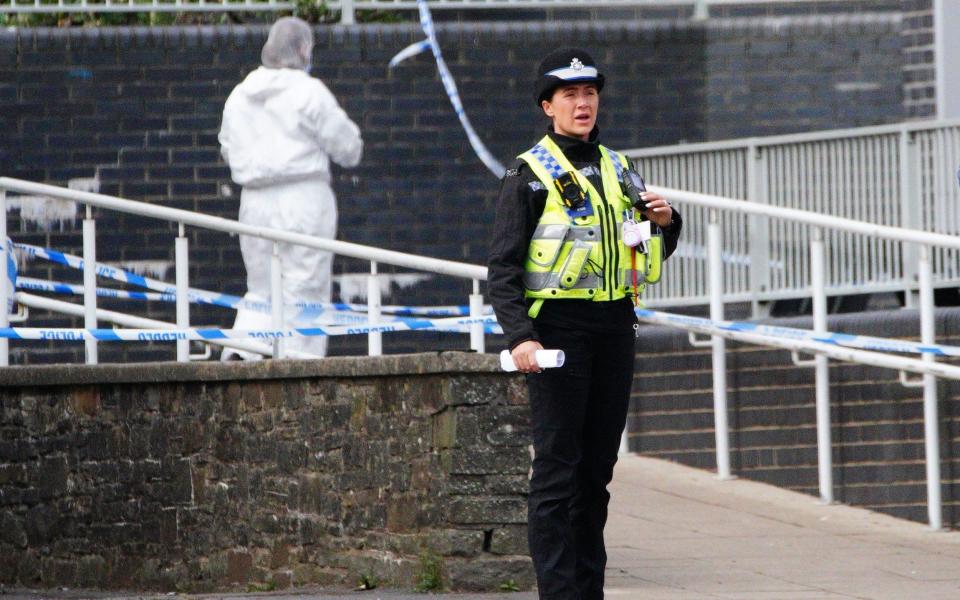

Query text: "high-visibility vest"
[519, 135, 662, 310]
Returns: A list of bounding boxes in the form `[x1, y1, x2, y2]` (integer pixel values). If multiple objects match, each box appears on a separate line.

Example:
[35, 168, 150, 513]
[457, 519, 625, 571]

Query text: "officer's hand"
[512, 340, 544, 374]
[641, 191, 673, 228]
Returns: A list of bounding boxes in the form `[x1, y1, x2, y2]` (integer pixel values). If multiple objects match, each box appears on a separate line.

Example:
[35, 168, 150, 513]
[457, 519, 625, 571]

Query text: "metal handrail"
[0, 176, 489, 365]
[16, 291, 319, 359]
[626, 119, 960, 158]
[627, 119, 960, 312]
[651, 184, 960, 249]
[0, 0, 294, 13]
[0, 178, 486, 281]
[0, 0, 878, 20]
[646, 182, 953, 530]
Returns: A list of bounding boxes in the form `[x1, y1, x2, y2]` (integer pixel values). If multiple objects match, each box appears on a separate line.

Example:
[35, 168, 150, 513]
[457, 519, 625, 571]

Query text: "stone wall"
[630, 308, 960, 527]
[0, 352, 534, 592]
[0, 13, 905, 364]
[6, 314, 960, 593]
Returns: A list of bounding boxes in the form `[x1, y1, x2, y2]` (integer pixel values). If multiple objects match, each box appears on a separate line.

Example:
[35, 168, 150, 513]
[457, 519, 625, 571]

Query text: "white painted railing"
[0, 0, 877, 23]
[0, 177, 488, 365]
[0, 0, 295, 13]
[645, 182, 960, 530]
[628, 120, 960, 316]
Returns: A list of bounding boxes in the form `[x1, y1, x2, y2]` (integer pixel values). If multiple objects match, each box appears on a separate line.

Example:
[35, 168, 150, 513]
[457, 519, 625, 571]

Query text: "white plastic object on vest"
[499, 349, 565, 372]
[621, 219, 652, 248]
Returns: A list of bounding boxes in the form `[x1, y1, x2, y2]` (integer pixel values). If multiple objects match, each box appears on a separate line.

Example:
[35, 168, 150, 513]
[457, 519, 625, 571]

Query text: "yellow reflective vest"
[519, 135, 662, 309]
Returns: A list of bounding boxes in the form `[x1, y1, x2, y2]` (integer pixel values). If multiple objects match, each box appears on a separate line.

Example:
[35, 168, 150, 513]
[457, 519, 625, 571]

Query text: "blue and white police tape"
[15, 243, 494, 318]
[17, 276, 177, 302]
[14, 242, 267, 312]
[636, 308, 960, 358]
[5, 237, 17, 315]
[0, 315, 502, 342]
[389, 0, 505, 178]
[16, 276, 496, 332]
[15, 277, 444, 325]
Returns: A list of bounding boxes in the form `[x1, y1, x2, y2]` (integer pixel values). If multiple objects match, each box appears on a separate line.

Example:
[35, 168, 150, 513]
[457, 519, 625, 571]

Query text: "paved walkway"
[7, 455, 960, 599]
[603, 455, 960, 599]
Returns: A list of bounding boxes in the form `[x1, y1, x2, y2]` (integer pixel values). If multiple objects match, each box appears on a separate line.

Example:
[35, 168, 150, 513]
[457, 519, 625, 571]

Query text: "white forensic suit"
[219, 66, 363, 359]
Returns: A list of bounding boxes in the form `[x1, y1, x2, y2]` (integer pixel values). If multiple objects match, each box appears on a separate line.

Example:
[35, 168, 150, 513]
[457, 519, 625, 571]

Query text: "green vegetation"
[245, 580, 277, 592]
[413, 552, 443, 593]
[499, 578, 520, 592]
[356, 572, 379, 591]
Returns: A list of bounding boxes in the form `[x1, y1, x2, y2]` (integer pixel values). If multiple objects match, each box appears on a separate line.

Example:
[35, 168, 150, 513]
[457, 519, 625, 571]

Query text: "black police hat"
[534, 47, 605, 106]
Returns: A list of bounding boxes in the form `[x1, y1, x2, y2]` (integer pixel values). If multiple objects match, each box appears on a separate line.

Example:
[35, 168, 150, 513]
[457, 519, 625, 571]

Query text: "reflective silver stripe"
[531, 224, 599, 242]
[531, 223, 569, 240]
[524, 271, 601, 291]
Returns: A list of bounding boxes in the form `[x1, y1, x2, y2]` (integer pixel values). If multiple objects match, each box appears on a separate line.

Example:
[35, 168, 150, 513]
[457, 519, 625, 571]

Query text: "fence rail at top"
[626, 119, 960, 313]
[0, 0, 882, 21]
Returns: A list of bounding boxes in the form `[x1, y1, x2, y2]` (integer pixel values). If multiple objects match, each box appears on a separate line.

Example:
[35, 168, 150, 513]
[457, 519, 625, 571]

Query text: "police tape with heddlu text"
[0, 313, 501, 343]
[7, 307, 960, 364]
[15, 243, 489, 319]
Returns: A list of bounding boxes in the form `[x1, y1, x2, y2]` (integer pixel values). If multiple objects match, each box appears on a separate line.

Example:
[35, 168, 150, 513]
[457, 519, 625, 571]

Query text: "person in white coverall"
[219, 17, 363, 359]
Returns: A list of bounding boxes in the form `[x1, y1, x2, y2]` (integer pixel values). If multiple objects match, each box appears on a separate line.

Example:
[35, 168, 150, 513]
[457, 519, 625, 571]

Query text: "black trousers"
[526, 321, 636, 600]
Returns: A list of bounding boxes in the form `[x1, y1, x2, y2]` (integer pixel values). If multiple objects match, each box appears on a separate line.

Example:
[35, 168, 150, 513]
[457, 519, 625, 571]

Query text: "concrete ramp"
[605, 455, 960, 599]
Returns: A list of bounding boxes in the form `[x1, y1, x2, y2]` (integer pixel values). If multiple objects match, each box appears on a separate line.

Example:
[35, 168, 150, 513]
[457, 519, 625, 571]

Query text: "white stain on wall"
[112, 260, 172, 281]
[4, 177, 99, 232]
[335, 273, 433, 303]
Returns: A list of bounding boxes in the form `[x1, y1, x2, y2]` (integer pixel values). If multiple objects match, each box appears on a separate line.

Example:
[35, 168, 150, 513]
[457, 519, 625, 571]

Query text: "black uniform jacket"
[488, 127, 683, 350]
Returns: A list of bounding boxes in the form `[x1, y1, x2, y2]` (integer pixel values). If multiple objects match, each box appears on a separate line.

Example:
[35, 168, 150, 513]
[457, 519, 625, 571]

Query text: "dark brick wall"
[630, 307, 960, 527]
[901, 0, 936, 119]
[0, 15, 904, 364]
[0, 352, 534, 592]
[704, 14, 904, 140]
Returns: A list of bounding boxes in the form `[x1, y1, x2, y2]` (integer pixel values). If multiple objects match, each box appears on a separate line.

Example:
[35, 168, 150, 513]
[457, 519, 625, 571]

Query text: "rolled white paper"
[499, 349, 565, 372]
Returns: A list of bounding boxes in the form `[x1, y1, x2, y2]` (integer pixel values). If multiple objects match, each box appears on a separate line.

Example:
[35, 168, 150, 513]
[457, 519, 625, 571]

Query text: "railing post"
[368, 261, 382, 356]
[175, 223, 189, 363]
[469, 279, 484, 354]
[0, 189, 8, 367]
[708, 209, 732, 479]
[918, 244, 942, 530]
[340, 0, 355, 25]
[900, 128, 920, 308]
[810, 227, 833, 504]
[83, 206, 97, 365]
[271, 242, 284, 359]
[747, 142, 770, 318]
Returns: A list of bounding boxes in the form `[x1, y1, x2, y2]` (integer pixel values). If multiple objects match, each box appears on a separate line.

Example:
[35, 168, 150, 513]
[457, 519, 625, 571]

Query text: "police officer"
[488, 48, 682, 599]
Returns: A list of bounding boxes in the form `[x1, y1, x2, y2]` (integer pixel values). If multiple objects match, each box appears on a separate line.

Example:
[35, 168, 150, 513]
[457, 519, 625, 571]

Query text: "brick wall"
[0, 15, 904, 364]
[0, 352, 534, 592]
[704, 14, 904, 140]
[901, 0, 936, 119]
[630, 308, 960, 526]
